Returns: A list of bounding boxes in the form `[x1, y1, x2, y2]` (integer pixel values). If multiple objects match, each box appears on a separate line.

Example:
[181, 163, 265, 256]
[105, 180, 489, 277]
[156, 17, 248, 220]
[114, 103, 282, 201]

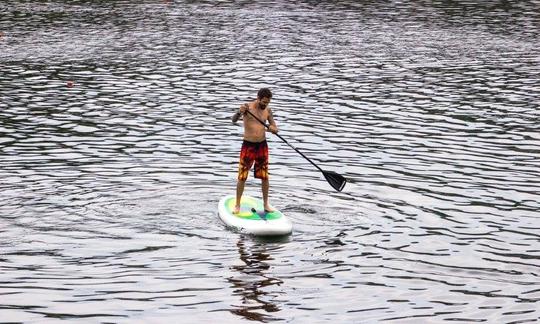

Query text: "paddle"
[243, 109, 347, 192]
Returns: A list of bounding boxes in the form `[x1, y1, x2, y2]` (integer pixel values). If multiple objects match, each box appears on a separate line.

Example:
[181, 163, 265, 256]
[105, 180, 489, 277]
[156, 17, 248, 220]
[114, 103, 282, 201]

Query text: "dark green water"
[1, 1, 539, 322]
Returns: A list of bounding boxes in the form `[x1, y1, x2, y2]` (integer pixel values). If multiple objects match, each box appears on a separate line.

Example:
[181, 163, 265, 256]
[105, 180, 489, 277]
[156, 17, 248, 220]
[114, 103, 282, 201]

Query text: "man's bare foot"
[233, 205, 240, 214]
[264, 205, 276, 213]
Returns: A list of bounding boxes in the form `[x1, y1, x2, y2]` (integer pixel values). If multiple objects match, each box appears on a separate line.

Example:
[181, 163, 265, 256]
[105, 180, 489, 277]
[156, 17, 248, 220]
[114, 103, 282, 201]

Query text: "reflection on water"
[228, 237, 285, 322]
[1, 0, 539, 322]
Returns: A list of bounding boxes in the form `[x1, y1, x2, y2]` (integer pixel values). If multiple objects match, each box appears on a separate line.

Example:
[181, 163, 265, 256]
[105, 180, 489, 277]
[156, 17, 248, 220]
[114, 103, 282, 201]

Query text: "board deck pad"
[224, 196, 282, 220]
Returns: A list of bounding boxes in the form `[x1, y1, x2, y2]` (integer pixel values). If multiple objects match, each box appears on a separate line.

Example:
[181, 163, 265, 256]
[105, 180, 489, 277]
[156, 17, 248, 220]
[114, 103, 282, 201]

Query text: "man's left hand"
[269, 125, 278, 134]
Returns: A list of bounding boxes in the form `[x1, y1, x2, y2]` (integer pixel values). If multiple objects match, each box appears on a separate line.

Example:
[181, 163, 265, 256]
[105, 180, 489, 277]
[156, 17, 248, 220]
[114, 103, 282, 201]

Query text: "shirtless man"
[231, 88, 278, 214]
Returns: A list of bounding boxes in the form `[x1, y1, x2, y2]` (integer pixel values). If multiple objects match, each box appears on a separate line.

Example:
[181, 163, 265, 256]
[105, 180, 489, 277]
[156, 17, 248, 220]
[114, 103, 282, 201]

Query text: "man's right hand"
[239, 103, 249, 115]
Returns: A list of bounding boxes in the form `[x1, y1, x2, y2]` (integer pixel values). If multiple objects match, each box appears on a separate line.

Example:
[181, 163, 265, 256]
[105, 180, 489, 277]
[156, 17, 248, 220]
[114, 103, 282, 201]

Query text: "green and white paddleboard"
[218, 195, 292, 236]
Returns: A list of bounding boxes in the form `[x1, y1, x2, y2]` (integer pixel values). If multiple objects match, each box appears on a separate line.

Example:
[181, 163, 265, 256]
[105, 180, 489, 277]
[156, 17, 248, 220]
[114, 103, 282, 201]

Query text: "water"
[1, 0, 539, 322]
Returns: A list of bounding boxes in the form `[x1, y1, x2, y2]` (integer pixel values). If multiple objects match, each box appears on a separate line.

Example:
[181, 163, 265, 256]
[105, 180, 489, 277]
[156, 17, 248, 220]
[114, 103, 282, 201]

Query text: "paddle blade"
[323, 170, 347, 192]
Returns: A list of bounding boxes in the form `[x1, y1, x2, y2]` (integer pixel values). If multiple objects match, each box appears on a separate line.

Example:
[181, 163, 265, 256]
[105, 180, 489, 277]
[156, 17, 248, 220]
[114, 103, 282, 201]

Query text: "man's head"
[257, 88, 272, 110]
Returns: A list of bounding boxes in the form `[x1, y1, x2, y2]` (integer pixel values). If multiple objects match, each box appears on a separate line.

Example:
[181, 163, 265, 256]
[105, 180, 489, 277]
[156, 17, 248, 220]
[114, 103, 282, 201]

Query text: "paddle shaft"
[245, 110, 325, 173]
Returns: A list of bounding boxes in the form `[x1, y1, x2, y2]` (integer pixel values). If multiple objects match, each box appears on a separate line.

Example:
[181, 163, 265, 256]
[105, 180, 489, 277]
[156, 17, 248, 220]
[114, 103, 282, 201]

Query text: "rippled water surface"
[1, 0, 539, 322]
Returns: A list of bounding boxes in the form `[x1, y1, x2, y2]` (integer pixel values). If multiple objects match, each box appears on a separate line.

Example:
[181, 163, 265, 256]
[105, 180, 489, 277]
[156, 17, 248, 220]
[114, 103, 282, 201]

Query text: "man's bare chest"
[247, 107, 267, 123]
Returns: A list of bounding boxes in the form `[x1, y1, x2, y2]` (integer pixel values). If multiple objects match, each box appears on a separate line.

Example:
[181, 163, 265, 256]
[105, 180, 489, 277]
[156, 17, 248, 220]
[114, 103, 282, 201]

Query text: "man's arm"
[267, 108, 278, 133]
[232, 103, 249, 123]
[232, 111, 242, 123]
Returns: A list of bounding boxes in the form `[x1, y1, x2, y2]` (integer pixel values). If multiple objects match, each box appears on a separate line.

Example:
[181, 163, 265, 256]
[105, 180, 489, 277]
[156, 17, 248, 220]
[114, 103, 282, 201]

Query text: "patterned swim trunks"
[238, 140, 269, 181]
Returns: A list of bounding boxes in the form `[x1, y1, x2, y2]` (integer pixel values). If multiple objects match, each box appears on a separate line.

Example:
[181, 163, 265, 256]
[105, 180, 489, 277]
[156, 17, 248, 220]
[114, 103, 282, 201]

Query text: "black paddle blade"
[323, 170, 347, 192]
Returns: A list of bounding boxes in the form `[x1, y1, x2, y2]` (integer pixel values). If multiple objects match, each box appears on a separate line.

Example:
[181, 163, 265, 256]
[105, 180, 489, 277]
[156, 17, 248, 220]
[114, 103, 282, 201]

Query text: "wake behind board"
[218, 195, 292, 236]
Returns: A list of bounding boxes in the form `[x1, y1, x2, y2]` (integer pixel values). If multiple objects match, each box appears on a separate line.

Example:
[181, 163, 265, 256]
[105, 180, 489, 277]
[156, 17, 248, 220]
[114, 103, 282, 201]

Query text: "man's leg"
[261, 178, 274, 212]
[257, 140, 274, 212]
[234, 179, 246, 214]
[235, 140, 251, 214]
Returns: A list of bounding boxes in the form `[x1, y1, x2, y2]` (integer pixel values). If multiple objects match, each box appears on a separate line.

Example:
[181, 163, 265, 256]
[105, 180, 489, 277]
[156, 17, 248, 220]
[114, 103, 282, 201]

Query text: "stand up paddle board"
[218, 195, 292, 236]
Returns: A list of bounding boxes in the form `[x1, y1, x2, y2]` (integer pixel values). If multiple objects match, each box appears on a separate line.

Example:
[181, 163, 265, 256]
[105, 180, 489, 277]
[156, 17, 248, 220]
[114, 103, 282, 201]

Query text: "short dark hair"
[257, 88, 272, 99]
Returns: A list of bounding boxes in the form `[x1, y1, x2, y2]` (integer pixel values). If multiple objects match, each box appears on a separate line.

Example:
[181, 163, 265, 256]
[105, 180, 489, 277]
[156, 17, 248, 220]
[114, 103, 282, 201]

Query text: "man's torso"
[243, 101, 269, 142]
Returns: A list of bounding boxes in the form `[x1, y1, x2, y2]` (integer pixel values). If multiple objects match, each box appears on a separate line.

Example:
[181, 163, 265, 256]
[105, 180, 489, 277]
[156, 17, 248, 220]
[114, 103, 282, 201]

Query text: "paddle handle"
[245, 110, 324, 173]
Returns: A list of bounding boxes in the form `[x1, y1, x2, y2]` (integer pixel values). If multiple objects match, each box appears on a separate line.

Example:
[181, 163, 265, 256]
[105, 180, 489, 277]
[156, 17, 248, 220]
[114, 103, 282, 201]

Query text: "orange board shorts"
[238, 140, 269, 181]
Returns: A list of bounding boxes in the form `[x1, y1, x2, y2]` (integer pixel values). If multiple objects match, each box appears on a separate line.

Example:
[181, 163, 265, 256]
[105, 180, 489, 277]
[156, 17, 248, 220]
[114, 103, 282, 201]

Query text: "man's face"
[258, 97, 271, 110]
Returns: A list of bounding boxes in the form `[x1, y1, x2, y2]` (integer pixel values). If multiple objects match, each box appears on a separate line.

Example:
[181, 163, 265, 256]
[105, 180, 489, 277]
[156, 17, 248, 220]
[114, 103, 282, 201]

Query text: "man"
[231, 88, 278, 214]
